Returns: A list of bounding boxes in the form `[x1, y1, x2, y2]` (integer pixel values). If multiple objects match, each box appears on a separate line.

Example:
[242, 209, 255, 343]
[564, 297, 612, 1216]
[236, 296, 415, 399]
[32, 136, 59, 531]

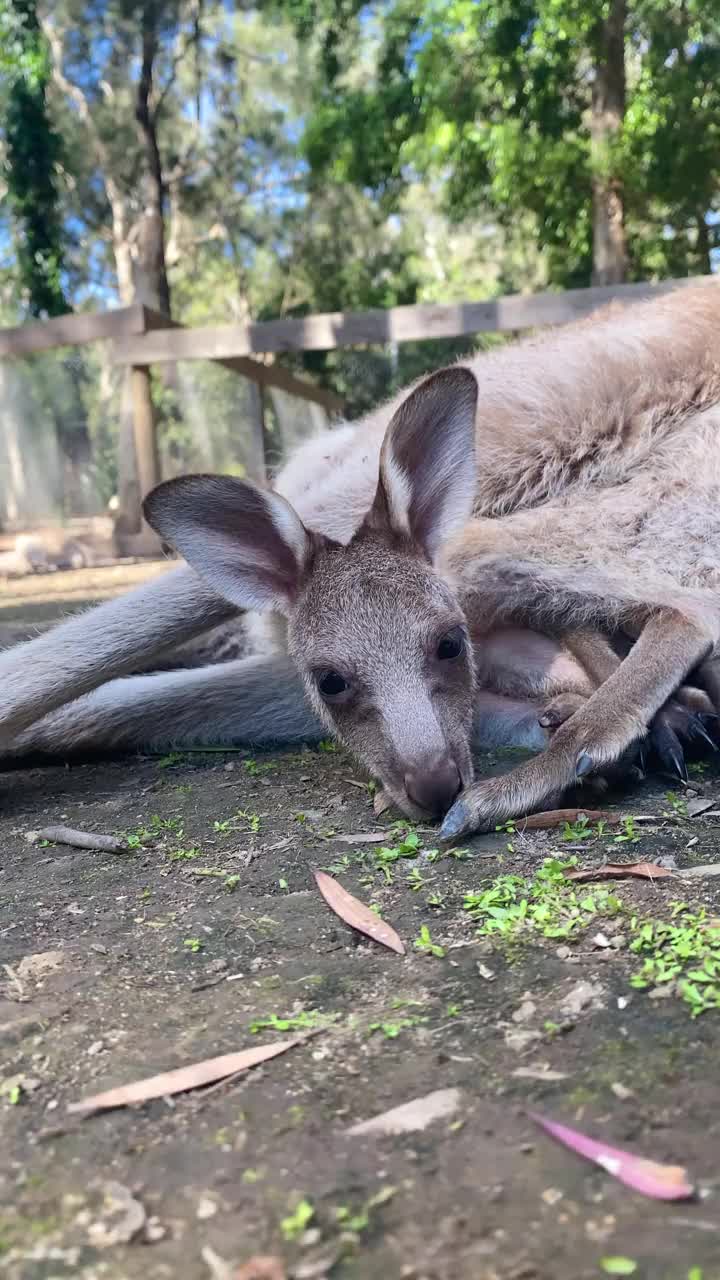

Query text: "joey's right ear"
[143, 475, 314, 614]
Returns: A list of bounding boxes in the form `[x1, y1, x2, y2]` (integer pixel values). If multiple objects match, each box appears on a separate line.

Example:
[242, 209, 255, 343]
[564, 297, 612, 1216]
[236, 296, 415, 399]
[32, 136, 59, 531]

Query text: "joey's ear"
[144, 475, 313, 614]
[364, 366, 478, 560]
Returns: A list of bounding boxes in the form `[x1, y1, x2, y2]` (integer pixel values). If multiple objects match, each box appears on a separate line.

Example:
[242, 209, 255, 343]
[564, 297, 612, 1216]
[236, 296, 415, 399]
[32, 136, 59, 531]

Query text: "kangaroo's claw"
[650, 720, 688, 782]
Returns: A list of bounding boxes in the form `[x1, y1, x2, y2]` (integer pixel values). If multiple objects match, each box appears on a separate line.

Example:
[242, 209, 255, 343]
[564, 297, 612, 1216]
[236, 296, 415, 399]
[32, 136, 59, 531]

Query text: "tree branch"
[153, 0, 203, 122]
[41, 17, 124, 214]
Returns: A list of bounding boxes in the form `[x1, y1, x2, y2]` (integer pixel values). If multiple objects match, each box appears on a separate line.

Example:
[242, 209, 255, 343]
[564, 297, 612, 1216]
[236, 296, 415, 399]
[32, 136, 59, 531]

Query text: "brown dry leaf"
[686, 797, 717, 818]
[373, 789, 393, 817]
[332, 831, 387, 845]
[68, 1039, 304, 1115]
[235, 1258, 286, 1280]
[313, 869, 405, 954]
[516, 808, 613, 831]
[565, 861, 673, 883]
[348, 1087, 461, 1136]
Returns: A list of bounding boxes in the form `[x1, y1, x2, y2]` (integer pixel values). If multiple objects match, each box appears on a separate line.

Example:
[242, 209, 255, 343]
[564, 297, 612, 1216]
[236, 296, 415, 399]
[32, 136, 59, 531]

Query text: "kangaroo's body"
[3, 281, 720, 836]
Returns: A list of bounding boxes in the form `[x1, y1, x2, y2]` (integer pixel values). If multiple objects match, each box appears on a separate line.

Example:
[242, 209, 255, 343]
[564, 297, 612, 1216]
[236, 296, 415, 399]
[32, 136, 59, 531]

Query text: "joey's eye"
[436, 627, 465, 661]
[317, 670, 350, 699]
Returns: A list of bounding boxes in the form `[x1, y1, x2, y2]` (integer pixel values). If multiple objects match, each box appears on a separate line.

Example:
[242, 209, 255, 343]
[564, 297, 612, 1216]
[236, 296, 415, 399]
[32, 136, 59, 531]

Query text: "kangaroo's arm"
[0, 565, 237, 743]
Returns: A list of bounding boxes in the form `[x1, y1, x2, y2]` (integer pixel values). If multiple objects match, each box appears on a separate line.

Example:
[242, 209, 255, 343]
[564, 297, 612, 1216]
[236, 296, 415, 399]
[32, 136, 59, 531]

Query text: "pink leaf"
[530, 1113, 694, 1201]
[313, 869, 405, 954]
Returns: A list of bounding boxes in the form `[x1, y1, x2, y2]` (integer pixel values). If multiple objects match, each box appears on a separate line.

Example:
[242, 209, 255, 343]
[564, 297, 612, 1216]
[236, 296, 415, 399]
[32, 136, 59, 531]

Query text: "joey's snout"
[404, 754, 461, 817]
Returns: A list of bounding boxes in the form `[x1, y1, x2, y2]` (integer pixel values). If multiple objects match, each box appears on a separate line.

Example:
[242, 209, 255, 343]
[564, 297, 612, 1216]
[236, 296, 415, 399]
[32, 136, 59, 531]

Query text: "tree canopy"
[0, 0, 718, 516]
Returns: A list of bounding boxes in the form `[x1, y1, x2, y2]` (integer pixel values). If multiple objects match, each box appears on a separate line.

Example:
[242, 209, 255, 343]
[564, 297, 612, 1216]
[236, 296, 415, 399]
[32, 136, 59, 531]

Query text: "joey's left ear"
[363, 366, 478, 561]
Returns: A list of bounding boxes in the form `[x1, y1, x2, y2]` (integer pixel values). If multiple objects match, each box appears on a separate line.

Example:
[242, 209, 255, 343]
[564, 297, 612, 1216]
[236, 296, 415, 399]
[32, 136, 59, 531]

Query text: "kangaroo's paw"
[439, 704, 650, 841]
[540, 686, 716, 786]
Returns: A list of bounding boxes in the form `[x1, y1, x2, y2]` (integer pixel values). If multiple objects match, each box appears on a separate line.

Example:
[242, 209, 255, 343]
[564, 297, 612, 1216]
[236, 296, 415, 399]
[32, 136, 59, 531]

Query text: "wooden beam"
[0, 304, 147, 358]
[111, 277, 707, 363]
[116, 306, 344, 412]
[216, 354, 344, 412]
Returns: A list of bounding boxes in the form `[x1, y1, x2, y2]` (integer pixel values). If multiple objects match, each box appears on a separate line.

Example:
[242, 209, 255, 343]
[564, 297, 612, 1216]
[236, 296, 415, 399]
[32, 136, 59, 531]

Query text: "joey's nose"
[404, 756, 461, 817]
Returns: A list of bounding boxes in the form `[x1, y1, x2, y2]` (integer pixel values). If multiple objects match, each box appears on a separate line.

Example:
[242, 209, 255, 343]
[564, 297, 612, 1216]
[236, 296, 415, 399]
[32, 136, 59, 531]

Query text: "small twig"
[28, 827, 128, 854]
[190, 975, 228, 993]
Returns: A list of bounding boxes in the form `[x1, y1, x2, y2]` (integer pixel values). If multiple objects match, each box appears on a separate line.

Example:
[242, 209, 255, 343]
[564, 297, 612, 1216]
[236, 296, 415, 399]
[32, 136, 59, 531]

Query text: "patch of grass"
[560, 815, 595, 841]
[612, 815, 641, 844]
[630, 904, 720, 1016]
[167, 846, 203, 861]
[157, 751, 188, 768]
[280, 1198, 314, 1241]
[126, 813, 184, 848]
[599, 1256, 637, 1275]
[243, 757, 276, 776]
[464, 857, 623, 942]
[368, 1013, 428, 1038]
[214, 808, 261, 835]
[248, 1009, 333, 1034]
[334, 1186, 397, 1235]
[413, 924, 446, 958]
[318, 739, 337, 753]
[663, 790, 688, 819]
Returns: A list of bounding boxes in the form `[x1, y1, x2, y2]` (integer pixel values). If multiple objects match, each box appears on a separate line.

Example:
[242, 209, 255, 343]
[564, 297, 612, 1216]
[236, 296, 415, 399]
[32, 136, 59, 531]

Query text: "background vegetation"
[1, 1, 718, 513]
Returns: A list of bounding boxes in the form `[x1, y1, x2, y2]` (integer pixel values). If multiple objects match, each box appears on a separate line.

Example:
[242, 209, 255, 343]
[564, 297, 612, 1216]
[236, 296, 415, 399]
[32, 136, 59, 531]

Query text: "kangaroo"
[2, 281, 720, 841]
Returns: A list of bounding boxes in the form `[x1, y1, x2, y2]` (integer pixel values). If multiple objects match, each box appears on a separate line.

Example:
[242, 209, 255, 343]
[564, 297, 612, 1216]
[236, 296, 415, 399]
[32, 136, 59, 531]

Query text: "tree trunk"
[134, 4, 172, 316]
[696, 211, 712, 276]
[590, 0, 627, 286]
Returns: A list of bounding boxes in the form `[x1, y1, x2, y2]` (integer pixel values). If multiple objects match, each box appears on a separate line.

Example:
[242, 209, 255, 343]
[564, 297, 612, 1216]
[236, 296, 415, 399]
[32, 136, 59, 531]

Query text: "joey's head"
[144, 366, 479, 820]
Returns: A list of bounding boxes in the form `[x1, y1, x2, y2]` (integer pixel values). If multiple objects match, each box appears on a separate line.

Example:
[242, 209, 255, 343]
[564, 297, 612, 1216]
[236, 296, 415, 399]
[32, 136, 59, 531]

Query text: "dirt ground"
[1, 570, 720, 1280]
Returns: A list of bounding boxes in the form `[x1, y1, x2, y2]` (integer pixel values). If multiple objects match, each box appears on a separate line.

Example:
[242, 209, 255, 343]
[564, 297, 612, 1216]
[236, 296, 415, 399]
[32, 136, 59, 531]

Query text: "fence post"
[247, 380, 268, 485]
[131, 364, 160, 499]
[114, 359, 162, 555]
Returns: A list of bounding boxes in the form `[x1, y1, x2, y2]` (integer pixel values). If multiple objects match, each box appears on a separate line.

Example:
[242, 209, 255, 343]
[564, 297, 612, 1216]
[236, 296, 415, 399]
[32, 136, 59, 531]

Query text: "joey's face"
[289, 535, 476, 818]
[143, 364, 480, 823]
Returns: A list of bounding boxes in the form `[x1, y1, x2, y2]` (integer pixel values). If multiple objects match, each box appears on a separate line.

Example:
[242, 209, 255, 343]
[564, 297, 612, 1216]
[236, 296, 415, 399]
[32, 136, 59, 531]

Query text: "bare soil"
[1, 573, 720, 1280]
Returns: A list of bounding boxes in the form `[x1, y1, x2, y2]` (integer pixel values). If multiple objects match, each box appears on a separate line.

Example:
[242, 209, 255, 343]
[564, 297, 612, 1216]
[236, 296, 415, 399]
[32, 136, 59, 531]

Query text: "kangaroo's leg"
[0, 566, 236, 743]
[1, 655, 322, 762]
[441, 606, 715, 839]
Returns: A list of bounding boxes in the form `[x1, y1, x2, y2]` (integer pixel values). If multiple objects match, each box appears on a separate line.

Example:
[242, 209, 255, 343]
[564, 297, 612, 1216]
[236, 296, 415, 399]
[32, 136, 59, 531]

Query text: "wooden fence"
[0, 275, 710, 550]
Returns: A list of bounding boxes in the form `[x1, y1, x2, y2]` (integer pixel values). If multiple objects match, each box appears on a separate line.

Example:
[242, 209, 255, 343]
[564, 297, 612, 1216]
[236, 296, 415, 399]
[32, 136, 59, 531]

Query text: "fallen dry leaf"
[332, 830, 387, 844]
[373, 789, 393, 817]
[348, 1087, 461, 1136]
[686, 797, 718, 818]
[313, 869, 405, 954]
[68, 1038, 305, 1114]
[566, 861, 673, 882]
[235, 1258, 286, 1280]
[512, 1066, 569, 1081]
[531, 1113, 694, 1200]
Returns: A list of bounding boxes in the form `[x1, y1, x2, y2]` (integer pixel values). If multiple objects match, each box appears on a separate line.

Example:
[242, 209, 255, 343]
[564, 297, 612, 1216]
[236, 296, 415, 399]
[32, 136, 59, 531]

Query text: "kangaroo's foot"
[539, 685, 716, 785]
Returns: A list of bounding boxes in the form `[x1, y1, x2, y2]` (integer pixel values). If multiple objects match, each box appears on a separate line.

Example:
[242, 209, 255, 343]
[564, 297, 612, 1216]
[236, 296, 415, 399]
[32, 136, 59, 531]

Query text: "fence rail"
[2, 274, 715, 546]
[111, 276, 707, 365]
